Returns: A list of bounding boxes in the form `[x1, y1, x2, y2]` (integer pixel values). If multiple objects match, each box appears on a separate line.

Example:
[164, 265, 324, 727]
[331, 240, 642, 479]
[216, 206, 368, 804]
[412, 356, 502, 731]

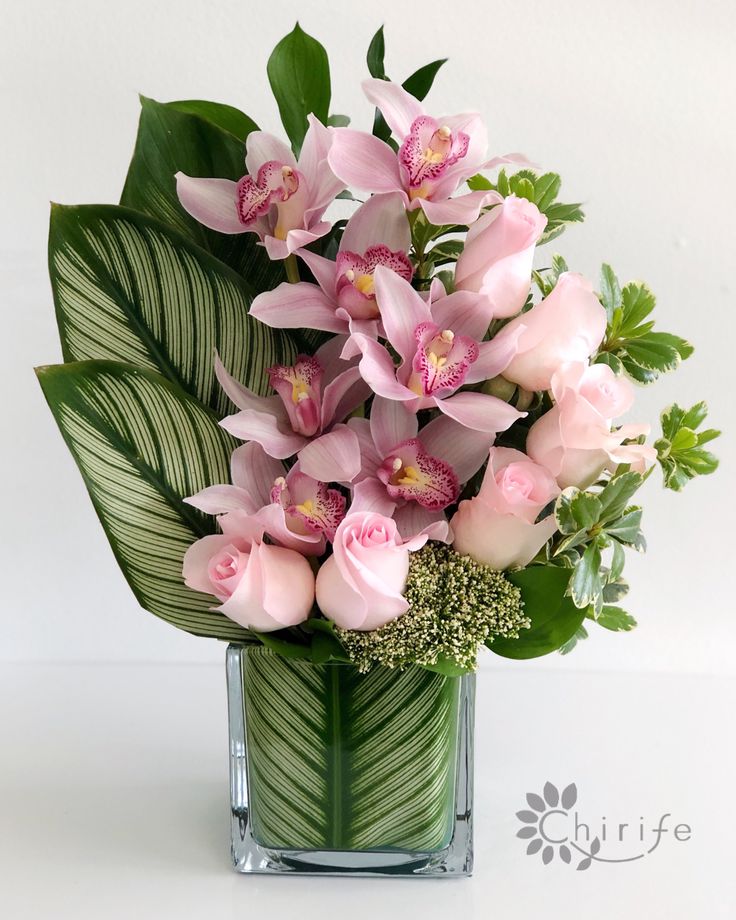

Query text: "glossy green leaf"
[120, 96, 282, 287]
[490, 566, 585, 659]
[49, 204, 297, 416]
[599, 263, 622, 323]
[367, 25, 387, 79]
[596, 606, 637, 632]
[267, 23, 330, 154]
[36, 361, 252, 642]
[403, 59, 447, 101]
[570, 541, 604, 609]
[165, 99, 259, 140]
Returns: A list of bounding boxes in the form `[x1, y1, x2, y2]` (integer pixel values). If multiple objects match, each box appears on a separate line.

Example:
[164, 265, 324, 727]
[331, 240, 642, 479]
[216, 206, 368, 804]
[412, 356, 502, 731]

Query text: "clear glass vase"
[226, 644, 475, 877]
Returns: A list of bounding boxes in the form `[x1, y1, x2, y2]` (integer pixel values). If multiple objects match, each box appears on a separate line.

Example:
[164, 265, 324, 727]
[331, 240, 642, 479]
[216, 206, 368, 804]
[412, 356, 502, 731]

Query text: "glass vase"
[226, 644, 475, 877]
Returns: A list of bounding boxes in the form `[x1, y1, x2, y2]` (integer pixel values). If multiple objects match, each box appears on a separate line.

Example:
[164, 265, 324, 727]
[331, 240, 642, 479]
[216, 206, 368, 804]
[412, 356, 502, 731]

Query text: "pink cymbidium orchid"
[215, 337, 368, 483]
[346, 396, 495, 538]
[184, 442, 346, 556]
[175, 115, 345, 260]
[328, 79, 516, 225]
[350, 267, 525, 434]
[250, 192, 412, 339]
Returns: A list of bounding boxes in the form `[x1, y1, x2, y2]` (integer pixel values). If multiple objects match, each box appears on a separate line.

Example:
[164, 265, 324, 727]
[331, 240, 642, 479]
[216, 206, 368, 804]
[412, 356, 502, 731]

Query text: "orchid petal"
[174, 174, 245, 234]
[464, 325, 526, 384]
[417, 189, 499, 226]
[215, 353, 284, 416]
[328, 130, 404, 194]
[220, 409, 307, 458]
[298, 249, 339, 298]
[231, 442, 284, 507]
[340, 191, 411, 254]
[263, 223, 332, 260]
[430, 289, 496, 342]
[254, 503, 326, 556]
[362, 78, 424, 140]
[419, 415, 493, 483]
[436, 391, 524, 433]
[184, 484, 256, 516]
[373, 266, 431, 363]
[370, 396, 418, 457]
[297, 425, 362, 483]
[250, 281, 346, 334]
[393, 504, 450, 543]
[321, 366, 369, 428]
[350, 477, 397, 517]
[245, 131, 296, 175]
[347, 417, 383, 480]
[351, 334, 418, 401]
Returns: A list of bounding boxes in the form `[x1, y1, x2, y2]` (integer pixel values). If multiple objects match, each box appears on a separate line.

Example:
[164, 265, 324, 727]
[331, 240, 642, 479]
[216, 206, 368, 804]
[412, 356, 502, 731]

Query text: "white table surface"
[1, 662, 734, 919]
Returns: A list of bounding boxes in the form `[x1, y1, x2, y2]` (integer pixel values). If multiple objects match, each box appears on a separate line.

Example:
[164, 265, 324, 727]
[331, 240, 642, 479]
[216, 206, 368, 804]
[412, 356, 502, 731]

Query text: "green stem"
[284, 253, 300, 284]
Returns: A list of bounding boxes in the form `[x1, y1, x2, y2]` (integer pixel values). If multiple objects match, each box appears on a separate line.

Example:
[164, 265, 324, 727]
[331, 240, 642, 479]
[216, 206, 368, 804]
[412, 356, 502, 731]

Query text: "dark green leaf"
[267, 23, 331, 154]
[403, 59, 447, 101]
[165, 99, 258, 139]
[367, 25, 387, 79]
[260, 632, 313, 659]
[605, 507, 646, 551]
[620, 281, 656, 332]
[533, 173, 561, 210]
[558, 624, 589, 655]
[595, 351, 624, 374]
[598, 472, 644, 522]
[490, 566, 585, 659]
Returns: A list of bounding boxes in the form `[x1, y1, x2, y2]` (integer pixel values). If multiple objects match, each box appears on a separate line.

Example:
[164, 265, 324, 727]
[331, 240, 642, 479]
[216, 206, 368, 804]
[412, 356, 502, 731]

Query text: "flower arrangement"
[38, 24, 720, 677]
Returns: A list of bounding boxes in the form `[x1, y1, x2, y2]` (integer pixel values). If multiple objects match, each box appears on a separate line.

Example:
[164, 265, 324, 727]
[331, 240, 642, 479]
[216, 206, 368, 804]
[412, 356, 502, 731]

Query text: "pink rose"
[451, 447, 560, 569]
[183, 519, 315, 632]
[526, 362, 656, 489]
[495, 273, 607, 391]
[315, 511, 427, 630]
[455, 195, 547, 318]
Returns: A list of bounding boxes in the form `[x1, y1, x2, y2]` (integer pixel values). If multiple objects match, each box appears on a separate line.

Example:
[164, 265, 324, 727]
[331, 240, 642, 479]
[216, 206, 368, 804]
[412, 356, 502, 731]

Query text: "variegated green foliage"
[48, 204, 297, 417]
[241, 648, 461, 851]
[36, 360, 253, 642]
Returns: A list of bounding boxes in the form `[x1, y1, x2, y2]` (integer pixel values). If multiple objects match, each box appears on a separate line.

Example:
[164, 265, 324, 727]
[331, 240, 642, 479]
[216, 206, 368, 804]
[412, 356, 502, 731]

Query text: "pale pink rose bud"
[455, 195, 547, 318]
[526, 362, 654, 489]
[183, 529, 314, 633]
[496, 273, 607, 391]
[316, 511, 428, 631]
[451, 447, 560, 570]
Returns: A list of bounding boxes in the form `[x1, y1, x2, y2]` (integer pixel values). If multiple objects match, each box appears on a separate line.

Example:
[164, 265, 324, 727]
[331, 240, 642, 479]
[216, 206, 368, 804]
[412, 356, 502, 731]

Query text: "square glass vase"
[226, 644, 475, 877]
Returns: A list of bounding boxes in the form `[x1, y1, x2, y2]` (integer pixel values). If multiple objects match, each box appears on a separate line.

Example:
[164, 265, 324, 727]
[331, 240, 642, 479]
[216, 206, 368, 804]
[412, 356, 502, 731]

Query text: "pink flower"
[215, 336, 368, 482]
[315, 511, 428, 630]
[347, 396, 495, 538]
[455, 195, 547, 318]
[184, 442, 345, 556]
[250, 192, 412, 338]
[350, 267, 525, 434]
[451, 447, 560, 569]
[328, 79, 506, 225]
[526, 362, 657, 489]
[183, 518, 315, 632]
[494, 273, 607, 392]
[175, 115, 345, 260]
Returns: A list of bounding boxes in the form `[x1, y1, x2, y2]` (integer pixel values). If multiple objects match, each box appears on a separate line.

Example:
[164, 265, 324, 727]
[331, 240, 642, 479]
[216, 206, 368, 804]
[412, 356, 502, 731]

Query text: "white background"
[2, 2, 736, 917]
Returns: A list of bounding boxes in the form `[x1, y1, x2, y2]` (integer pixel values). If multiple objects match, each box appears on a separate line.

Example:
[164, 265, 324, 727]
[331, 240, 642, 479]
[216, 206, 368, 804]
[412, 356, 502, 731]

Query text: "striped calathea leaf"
[36, 360, 253, 642]
[240, 648, 462, 851]
[48, 203, 298, 417]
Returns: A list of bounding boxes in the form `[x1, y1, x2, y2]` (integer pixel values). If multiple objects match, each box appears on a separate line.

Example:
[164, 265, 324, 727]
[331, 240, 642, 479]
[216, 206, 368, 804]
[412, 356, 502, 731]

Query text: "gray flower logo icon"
[516, 781, 600, 871]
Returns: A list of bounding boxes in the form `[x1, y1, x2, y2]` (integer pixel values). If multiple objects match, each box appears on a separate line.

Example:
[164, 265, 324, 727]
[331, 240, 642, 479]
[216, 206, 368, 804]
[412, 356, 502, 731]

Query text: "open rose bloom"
[169, 35, 717, 665]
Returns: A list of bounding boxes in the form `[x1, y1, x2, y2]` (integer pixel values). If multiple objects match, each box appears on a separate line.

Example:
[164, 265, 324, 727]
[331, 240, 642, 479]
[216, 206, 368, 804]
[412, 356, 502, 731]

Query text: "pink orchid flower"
[328, 79, 511, 226]
[250, 192, 412, 339]
[185, 441, 346, 556]
[175, 115, 345, 260]
[346, 396, 496, 538]
[350, 267, 525, 434]
[215, 336, 368, 482]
